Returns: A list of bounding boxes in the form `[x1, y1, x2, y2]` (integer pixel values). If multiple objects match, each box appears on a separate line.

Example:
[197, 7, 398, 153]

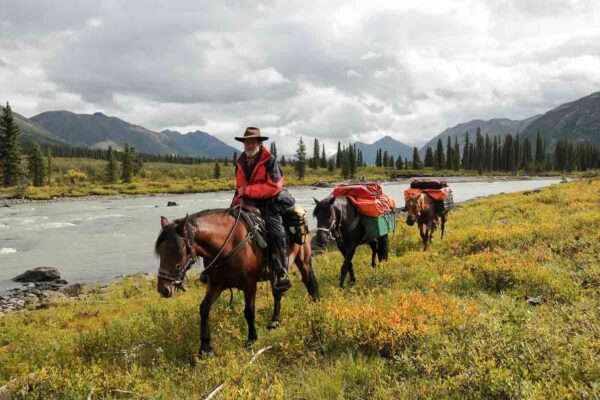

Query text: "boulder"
[12, 267, 61, 283]
[167, 201, 178, 207]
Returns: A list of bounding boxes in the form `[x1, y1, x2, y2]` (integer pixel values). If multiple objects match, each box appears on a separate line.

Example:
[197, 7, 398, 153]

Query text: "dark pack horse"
[155, 207, 319, 355]
[313, 196, 389, 288]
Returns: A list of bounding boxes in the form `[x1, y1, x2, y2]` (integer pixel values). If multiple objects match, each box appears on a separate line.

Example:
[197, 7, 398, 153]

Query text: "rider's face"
[244, 139, 260, 156]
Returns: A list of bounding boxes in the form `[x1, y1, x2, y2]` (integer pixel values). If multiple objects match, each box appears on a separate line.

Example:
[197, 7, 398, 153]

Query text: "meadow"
[0, 157, 560, 200]
[0, 178, 599, 399]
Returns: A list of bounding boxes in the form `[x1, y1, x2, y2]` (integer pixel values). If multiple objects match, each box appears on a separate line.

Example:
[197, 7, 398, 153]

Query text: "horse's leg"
[292, 243, 320, 301]
[441, 213, 447, 239]
[336, 241, 349, 288]
[346, 246, 357, 285]
[268, 287, 282, 330]
[419, 222, 427, 251]
[243, 283, 258, 345]
[199, 283, 224, 355]
[368, 240, 377, 268]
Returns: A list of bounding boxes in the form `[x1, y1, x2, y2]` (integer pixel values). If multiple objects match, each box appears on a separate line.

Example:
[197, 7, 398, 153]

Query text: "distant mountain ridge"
[521, 91, 600, 148]
[28, 111, 238, 158]
[354, 135, 414, 163]
[1, 106, 68, 147]
[420, 115, 540, 154]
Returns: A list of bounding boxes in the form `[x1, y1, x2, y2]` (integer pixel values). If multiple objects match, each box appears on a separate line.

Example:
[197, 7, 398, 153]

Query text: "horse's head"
[313, 196, 336, 247]
[404, 195, 422, 226]
[154, 215, 196, 298]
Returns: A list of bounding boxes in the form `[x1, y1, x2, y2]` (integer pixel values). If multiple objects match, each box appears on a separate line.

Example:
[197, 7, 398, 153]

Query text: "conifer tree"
[105, 145, 118, 183]
[436, 138, 445, 170]
[121, 143, 133, 183]
[0, 103, 23, 186]
[446, 136, 453, 169]
[349, 144, 357, 177]
[453, 138, 460, 170]
[396, 155, 403, 170]
[336, 142, 342, 168]
[327, 157, 335, 172]
[28, 143, 46, 187]
[412, 147, 421, 169]
[46, 149, 53, 185]
[214, 162, 221, 179]
[535, 131, 544, 164]
[424, 147, 434, 167]
[295, 137, 307, 180]
[462, 132, 470, 169]
[312, 138, 320, 169]
[320, 143, 327, 168]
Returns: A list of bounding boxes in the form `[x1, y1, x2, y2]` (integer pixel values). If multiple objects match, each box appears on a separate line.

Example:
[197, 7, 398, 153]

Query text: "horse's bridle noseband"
[158, 225, 198, 292]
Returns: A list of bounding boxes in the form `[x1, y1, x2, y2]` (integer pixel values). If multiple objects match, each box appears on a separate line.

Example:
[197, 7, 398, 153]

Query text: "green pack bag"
[361, 211, 396, 238]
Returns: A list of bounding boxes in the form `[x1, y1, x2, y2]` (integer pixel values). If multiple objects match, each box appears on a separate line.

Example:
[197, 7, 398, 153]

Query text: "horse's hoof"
[267, 320, 280, 330]
[198, 349, 214, 359]
[245, 339, 256, 348]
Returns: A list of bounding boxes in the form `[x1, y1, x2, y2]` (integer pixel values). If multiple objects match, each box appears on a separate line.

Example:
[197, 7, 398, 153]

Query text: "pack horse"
[313, 182, 396, 288]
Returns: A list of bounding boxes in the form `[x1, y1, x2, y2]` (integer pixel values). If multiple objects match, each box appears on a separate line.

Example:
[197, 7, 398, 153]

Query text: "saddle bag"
[361, 211, 396, 239]
[283, 205, 309, 245]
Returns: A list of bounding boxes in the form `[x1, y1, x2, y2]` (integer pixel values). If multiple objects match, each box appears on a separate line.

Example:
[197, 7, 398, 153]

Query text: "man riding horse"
[232, 127, 291, 291]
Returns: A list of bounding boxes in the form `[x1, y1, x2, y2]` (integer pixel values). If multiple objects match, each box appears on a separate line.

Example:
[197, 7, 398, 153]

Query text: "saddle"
[229, 205, 268, 249]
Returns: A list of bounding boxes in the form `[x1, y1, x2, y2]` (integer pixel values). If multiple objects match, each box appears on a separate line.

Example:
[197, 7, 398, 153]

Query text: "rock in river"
[12, 267, 61, 283]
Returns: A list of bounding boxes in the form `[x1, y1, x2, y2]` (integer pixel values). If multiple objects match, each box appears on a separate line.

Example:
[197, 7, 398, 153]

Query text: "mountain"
[30, 111, 173, 154]
[521, 91, 600, 148]
[0, 106, 69, 146]
[420, 116, 540, 154]
[160, 129, 239, 158]
[354, 135, 414, 163]
[29, 111, 238, 158]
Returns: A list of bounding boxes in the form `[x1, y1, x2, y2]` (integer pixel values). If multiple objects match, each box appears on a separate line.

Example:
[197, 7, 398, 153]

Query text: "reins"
[158, 203, 250, 289]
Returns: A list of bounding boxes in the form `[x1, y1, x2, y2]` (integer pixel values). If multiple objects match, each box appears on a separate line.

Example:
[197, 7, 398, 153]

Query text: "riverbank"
[1, 178, 598, 398]
[0, 174, 561, 206]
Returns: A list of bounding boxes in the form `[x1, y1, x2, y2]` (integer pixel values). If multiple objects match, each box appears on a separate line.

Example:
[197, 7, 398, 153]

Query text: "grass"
[3, 157, 590, 200]
[0, 179, 599, 398]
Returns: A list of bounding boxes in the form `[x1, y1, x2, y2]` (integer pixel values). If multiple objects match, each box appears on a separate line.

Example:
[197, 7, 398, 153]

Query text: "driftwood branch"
[203, 346, 273, 400]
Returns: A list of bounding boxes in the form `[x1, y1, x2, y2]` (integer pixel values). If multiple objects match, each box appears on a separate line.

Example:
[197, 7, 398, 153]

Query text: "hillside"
[521, 91, 600, 148]
[0, 106, 68, 146]
[29, 111, 238, 158]
[420, 115, 539, 153]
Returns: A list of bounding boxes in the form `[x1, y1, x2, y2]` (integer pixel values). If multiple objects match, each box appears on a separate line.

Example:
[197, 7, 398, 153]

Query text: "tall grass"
[1, 179, 599, 398]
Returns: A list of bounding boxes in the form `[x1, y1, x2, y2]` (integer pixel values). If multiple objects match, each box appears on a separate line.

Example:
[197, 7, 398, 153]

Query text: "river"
[0, 177, 561, 291]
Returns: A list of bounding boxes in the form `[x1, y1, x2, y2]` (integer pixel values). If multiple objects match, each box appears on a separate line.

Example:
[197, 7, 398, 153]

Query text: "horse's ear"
[177, 214, 189, 236]
[160, 216, 169, 227]
[328, 196, 336, 205]
[313, 197, 320, 205]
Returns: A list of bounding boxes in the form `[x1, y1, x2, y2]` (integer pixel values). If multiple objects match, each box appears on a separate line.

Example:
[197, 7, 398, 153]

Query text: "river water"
[0, 177, 561, 291]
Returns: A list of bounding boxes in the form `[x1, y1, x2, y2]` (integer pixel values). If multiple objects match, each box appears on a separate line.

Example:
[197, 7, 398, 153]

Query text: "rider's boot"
[272, 238, 291, 291]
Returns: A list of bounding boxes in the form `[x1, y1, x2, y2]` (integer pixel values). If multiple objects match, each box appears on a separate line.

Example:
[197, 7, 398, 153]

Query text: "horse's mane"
[154, 208, 231, 255]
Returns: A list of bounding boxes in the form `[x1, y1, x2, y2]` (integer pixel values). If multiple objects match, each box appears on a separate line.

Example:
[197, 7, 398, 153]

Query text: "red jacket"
[232, 146, 284, 206]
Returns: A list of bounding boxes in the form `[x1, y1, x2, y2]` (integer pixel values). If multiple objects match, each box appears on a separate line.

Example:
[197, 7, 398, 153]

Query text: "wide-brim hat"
[235, 127, 269, 142]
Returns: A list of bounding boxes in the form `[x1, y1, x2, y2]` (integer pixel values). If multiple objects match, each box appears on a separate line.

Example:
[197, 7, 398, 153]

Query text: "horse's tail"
[377, 235, 389, 262]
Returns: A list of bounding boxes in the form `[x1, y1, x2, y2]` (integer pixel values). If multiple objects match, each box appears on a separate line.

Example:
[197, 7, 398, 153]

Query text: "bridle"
[316, 202, 344, 242]
[157, 205, 245, 291]
[157, 224, 198, 291]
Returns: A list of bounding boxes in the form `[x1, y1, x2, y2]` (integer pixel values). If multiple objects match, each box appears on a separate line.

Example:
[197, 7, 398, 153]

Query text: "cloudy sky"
[1, 0, 600, 154]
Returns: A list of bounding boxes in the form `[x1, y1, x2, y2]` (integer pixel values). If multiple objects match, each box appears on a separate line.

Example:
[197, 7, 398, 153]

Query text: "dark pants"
[258, 204, 287, 273]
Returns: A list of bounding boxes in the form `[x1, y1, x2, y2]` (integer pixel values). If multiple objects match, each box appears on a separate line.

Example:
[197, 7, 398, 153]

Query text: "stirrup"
[273, 272, 291, 291]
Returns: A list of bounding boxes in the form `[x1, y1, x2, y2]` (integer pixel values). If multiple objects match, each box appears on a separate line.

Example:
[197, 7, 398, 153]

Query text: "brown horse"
[155, 208, 319, 355]
[405, 192, 448, 250]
